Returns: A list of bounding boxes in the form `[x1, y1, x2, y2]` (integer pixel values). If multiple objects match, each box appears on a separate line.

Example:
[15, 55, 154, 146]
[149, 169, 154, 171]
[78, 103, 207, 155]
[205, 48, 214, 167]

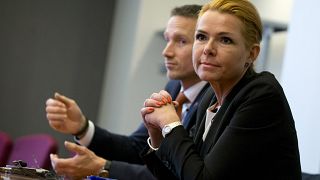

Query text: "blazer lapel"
[199, 70, 256, 155]
[193, 90, 215, 152]
[200, 101, 228, 155]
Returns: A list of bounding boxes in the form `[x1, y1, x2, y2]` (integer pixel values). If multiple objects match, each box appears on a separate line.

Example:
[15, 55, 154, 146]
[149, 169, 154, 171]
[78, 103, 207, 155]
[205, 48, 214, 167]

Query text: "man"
[46, 4, 209, 180]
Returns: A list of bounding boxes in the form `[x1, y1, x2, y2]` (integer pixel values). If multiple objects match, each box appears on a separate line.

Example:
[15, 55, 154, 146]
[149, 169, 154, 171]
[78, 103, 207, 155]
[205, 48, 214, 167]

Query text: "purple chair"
[0, 131, 13, 166]
[7, 134, 58, 169]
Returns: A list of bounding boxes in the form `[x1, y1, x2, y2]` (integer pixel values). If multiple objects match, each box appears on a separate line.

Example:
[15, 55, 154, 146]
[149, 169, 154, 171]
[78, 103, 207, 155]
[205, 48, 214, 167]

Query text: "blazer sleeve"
[88, 123, 148, 164]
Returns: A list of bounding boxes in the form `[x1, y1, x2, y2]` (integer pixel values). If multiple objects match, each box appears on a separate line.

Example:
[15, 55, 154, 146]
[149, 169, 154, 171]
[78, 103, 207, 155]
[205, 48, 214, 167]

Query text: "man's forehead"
[167, 15, 197, 26]
[164, 17, 196, 37]
[163, 30, 190, 39]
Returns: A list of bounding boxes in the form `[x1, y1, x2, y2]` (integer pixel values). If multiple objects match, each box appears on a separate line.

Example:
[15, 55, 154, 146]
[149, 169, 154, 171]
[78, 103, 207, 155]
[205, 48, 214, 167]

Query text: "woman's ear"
[248, 44, 260, 63]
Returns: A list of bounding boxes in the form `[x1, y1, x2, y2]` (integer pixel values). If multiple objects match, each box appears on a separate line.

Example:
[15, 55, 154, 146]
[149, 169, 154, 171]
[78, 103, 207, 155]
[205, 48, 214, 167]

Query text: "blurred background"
[0, 0, 319, 174]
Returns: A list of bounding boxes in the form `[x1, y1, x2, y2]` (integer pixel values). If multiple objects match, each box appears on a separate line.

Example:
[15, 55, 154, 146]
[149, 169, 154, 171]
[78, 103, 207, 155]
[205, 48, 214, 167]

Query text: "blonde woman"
[141, 0, 301, 179]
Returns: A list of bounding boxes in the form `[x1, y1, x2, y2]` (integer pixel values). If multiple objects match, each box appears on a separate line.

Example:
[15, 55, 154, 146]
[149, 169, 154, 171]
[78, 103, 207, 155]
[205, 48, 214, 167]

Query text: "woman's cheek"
[192, 58, 200, 73]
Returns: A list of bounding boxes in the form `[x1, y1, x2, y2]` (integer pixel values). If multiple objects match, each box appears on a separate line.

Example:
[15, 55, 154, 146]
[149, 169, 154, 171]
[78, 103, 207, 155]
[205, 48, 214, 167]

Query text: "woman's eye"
[221, 37, 232, 44]
[195, 33, 207, 41]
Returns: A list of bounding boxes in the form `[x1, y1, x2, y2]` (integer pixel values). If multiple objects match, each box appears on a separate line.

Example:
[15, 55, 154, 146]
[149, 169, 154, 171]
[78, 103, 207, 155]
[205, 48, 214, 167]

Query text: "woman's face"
[193, 10, 255, 87]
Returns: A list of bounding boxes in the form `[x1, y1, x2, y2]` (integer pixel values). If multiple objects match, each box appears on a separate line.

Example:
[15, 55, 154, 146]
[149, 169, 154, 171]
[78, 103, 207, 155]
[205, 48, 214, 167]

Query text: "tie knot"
[176, 91, 189, 105]
[176, 91, 188, 119]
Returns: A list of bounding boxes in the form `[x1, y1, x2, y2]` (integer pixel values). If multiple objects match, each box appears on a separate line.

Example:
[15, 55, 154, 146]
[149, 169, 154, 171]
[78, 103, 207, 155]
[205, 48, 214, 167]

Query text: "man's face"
[162, 16, 198, 82]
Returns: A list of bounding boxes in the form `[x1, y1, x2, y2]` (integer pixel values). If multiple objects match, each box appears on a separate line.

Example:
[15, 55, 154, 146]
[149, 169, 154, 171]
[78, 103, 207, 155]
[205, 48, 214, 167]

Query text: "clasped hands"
[141, 90, 181, 148]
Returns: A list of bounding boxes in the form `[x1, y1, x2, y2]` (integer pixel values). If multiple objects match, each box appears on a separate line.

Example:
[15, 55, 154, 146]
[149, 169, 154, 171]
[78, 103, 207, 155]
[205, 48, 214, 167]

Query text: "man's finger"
[46, 106, 67, 114]
[50, 153, 59, 169]
[64, 141, 86, 155]
[50, 153, 74, 175]
[46, 113, 67, 120]
[46, 98, 66, 108]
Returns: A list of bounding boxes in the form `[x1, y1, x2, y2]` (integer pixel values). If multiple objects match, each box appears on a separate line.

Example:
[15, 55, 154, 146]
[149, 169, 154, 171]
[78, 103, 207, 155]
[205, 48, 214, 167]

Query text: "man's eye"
[221, 37, 232, 44]
[195, 33, 207, 41]
[179, 39, 187, 45]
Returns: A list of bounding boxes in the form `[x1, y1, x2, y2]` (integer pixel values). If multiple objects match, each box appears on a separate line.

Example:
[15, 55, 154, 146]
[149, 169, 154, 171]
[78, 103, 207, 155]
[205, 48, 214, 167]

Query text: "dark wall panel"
[0, 0, 115, 157]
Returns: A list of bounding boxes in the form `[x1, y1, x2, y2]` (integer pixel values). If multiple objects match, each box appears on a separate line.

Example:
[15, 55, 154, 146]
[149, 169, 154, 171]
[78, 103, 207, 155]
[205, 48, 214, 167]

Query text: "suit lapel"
[182, 102, 197, 129]
[165, 80, 181, 101]
[183, 83, 210, 130]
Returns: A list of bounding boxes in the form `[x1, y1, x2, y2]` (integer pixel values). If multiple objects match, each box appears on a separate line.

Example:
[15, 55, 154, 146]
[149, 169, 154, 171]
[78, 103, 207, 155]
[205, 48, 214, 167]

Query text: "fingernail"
[50, 153, 55, 159]
[54, 92, 60, 99]
[162, 97, 167, 104]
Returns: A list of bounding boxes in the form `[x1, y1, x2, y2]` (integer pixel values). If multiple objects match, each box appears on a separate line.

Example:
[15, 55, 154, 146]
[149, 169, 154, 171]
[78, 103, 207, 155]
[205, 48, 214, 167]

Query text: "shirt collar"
[180, 81, 207, 104]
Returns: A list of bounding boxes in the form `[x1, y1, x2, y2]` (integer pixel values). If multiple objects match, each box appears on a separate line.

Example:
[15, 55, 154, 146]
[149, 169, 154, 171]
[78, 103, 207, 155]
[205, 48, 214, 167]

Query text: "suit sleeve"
[108, 161, 156, 180]
[88, 123, 148, 164]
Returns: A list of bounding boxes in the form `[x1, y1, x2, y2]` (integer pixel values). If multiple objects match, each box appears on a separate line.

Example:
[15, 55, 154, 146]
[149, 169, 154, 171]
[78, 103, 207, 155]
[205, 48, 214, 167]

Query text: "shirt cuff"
[74, 120, 95, 147]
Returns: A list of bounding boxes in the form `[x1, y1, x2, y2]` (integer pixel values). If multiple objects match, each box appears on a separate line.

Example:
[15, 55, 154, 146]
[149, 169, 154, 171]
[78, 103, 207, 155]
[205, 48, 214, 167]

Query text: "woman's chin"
[197, 72, 214, 82]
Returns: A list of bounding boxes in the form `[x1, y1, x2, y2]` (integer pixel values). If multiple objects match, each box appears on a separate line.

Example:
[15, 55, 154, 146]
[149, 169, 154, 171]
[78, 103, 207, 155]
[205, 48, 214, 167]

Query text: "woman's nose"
[203, 39, 216, 56]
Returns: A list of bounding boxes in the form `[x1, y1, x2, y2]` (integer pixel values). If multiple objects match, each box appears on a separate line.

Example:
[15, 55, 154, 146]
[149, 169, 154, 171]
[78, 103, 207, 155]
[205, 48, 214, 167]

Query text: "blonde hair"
[199, 0, 262, 48]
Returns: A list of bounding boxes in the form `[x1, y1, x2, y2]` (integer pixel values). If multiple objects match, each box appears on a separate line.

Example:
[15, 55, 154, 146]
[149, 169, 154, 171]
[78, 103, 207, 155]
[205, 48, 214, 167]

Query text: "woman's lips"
[200, 61, 220, 69]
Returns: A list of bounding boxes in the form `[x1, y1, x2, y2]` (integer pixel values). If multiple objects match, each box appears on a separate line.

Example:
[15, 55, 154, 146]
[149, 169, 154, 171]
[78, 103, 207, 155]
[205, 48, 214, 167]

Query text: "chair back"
[0, 131, 13, 166]
[7, 134, 58, 169]
[302, 172, 320, 180]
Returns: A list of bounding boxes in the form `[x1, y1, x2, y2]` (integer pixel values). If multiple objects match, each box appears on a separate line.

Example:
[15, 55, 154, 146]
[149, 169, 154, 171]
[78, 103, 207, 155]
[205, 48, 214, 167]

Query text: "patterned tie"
[175, 91, 189, 119]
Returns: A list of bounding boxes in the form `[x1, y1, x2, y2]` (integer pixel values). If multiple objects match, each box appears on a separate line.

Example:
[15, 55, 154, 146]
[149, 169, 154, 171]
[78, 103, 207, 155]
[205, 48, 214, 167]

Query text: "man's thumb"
[54, 92, 72, 107]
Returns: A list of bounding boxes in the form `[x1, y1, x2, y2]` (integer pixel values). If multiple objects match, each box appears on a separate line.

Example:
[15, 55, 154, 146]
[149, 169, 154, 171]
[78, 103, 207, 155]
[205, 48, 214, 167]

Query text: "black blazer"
[143, 70, 301, 180]
[88, 80, 210, 179]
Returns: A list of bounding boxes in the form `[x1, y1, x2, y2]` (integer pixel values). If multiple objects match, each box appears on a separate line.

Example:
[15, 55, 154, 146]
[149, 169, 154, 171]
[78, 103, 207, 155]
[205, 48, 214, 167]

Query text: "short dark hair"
[171, 4, 202, 19]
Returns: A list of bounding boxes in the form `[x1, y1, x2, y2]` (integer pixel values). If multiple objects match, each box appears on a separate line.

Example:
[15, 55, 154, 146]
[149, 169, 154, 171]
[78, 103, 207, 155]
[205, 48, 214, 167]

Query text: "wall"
[281, 0, 320, 174]
[0, 0, 115, 157]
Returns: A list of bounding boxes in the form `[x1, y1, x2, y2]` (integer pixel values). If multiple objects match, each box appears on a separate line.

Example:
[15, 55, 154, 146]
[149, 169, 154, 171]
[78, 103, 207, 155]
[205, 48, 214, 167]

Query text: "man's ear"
[248, 44, 260, 63]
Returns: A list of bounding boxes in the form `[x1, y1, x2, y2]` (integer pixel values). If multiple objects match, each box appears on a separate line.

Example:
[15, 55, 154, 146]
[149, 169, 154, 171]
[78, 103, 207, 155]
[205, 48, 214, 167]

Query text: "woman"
[141, 0, 301, 179]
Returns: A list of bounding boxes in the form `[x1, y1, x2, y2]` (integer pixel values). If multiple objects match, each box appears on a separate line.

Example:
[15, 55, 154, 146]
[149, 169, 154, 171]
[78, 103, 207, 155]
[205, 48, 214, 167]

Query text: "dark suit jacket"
[87, 80, 210, 179]
[142, 70, 301, 180]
